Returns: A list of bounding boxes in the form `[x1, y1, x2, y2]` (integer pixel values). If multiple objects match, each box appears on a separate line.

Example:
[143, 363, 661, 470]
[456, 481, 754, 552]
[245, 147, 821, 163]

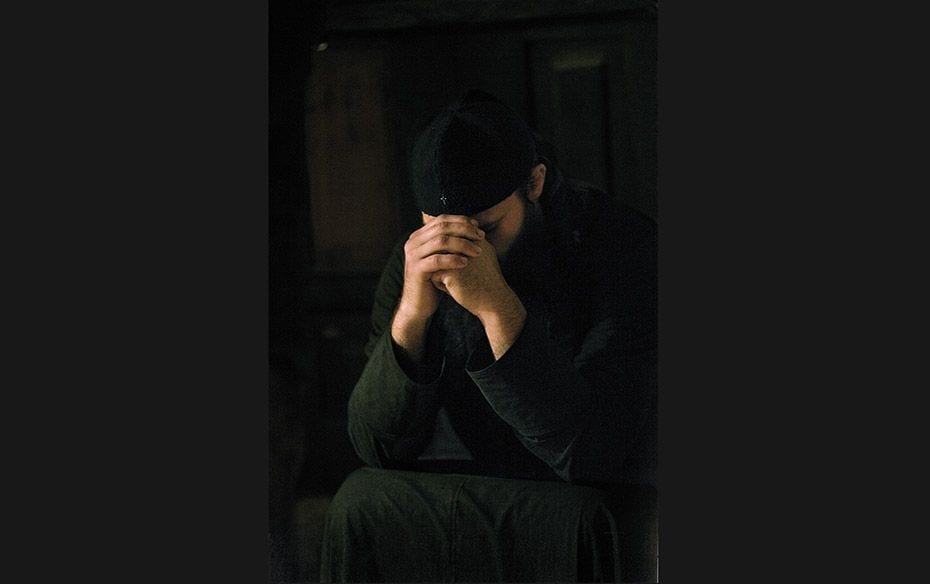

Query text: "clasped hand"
[399, 214, 512, 321]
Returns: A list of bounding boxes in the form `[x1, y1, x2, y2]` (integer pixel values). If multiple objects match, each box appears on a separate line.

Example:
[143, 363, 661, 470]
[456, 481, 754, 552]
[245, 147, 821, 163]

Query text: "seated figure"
[321, 90, 657, 583]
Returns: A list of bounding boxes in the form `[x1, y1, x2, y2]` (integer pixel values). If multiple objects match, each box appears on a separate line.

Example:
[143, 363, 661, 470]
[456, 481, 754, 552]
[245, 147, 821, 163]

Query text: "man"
[321, 90, 656, 582]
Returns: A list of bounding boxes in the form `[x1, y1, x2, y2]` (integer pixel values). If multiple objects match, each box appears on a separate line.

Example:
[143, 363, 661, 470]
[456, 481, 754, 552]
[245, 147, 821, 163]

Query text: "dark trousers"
[320, 467, 655, 582]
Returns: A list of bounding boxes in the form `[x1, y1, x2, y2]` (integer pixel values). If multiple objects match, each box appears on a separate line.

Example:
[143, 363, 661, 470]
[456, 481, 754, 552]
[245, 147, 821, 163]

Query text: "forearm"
[476, 287, 527, 360]
[390, 305, 433, 374]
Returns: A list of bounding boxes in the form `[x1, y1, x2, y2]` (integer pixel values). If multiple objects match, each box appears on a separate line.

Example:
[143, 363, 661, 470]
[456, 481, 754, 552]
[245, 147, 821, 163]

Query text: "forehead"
[421, 193, 521, 224]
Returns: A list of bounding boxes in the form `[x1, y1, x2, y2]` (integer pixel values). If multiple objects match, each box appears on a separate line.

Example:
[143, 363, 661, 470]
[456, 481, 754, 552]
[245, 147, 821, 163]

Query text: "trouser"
[319, 467, 627, 583]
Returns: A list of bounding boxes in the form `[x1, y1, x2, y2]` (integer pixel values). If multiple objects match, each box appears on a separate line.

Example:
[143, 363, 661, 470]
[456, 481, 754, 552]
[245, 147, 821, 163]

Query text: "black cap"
[410, 90, 537, 216]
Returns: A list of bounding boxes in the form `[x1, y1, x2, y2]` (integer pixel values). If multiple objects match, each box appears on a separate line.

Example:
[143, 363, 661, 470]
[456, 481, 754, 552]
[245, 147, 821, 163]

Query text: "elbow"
[346, 396, 388, 468]
[347, 410, 423, 469]
[544, 423, 634, 486]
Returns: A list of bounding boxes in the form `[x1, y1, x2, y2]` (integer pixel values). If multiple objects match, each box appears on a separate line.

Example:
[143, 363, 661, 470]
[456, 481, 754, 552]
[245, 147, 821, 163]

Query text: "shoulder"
[547, 178, 655, 266]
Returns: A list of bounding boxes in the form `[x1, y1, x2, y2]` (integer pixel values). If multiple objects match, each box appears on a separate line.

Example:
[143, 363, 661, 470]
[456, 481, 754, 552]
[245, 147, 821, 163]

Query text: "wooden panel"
[532, 40, 624, 199]
[529, 21, 656, 220]
[616, 20, 657, 220]
[552, 49, 612, 193]
[306, 45, 402, 273]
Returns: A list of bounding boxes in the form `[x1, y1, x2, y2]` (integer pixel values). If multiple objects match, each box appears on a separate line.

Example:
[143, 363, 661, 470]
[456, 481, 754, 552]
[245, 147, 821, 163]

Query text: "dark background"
[270, 1, 657, 581]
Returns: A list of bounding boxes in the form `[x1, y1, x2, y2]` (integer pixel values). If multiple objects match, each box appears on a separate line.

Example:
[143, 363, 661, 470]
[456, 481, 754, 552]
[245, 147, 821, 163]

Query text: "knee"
[324, 468, 392, 532]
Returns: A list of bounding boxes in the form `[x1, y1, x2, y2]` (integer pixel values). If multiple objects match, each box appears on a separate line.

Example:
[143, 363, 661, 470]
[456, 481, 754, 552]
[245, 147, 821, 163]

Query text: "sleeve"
[346, 237, 444, 468]
[466, 214, 657, 485]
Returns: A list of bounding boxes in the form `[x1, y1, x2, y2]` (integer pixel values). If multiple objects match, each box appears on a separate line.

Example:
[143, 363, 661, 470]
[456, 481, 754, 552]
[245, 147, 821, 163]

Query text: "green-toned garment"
[326, 168, 658, 582]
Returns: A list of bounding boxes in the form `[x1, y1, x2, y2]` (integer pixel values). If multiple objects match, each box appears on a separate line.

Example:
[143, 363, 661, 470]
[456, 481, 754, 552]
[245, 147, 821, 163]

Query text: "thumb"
[430, 270, 450, 293]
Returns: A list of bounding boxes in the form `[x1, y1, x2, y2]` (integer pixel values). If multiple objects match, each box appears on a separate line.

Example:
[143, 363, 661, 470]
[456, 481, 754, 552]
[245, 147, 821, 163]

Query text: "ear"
[527, 163, 547, 203]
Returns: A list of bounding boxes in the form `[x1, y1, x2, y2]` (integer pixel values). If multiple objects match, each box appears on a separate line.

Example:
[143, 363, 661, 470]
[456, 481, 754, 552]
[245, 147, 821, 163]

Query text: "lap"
[322, 467, 620, 582]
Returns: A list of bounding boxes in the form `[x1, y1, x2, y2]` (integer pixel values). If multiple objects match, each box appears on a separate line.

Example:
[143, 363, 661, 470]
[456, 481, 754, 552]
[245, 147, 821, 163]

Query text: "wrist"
[391, 305, 434, 368]
[476, 288, 526, 330]
[477, 290, 526, 361]
[395, 297, 435, 325]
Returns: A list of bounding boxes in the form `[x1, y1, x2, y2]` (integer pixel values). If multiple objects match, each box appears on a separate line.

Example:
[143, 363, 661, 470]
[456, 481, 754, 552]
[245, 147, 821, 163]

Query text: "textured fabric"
[417, 407, 474, 460]
[321, 467, 620, 583]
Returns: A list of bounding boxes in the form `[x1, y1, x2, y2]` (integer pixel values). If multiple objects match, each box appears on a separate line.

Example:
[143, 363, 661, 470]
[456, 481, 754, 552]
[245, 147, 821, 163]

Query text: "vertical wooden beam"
[306, 46, 403, 274]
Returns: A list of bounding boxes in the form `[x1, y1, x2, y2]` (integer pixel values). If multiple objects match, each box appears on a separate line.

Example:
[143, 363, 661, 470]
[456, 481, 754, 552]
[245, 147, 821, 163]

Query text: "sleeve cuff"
[465, 313, 582, 436]
[376, 328, 446, 388]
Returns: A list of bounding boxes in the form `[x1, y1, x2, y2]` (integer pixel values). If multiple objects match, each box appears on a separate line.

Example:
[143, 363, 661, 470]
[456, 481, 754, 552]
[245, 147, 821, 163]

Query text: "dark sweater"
[347, 167, 657, 487]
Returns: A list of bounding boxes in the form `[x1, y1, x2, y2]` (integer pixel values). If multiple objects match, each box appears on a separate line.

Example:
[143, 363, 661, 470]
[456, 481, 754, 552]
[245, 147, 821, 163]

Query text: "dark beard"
[498, 199, 550, 299]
